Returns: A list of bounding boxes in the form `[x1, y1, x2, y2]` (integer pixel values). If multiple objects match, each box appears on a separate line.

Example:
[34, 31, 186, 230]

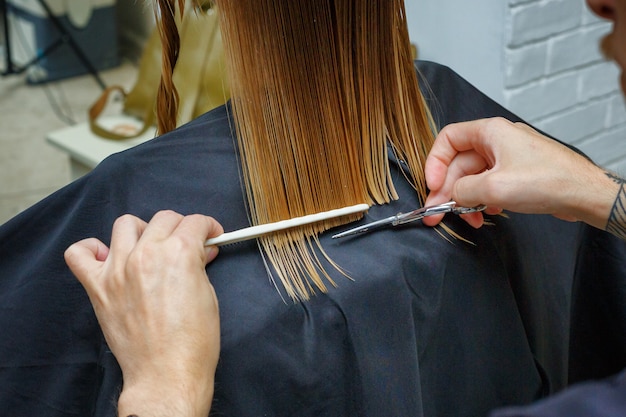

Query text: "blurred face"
[587, 0, 626, 94]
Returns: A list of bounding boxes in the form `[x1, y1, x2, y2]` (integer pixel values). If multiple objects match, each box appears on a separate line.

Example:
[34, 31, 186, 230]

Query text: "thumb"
[451, 172, 490, 208]
[64, 238, 109, 291]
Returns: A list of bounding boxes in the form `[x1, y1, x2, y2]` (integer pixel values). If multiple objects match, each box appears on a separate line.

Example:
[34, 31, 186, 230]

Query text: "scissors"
[331, 201, 486, 239]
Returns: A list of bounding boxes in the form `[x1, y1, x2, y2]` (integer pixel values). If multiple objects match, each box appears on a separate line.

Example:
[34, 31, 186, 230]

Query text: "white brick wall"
[407, 0, 626, 174]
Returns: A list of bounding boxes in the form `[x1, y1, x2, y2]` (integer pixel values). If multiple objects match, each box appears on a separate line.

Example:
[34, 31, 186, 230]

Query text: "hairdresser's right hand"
[423, 117, 618, 230]
[64, 210, 224, 417]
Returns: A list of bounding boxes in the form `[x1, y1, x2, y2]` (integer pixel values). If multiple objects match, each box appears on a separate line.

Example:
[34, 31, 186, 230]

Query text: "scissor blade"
[331, 201, 485, 240]
[331, 202, 459, 239]
[331, 215, 397, 239]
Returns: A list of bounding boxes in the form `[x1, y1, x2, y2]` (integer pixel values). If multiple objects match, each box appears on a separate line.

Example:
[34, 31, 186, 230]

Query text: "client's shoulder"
[414, 59, 521, 125]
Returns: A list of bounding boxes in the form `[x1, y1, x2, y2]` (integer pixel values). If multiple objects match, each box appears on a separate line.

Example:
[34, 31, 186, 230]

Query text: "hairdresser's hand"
[423, 117, 618, 230]
[64, 210, 224, 417]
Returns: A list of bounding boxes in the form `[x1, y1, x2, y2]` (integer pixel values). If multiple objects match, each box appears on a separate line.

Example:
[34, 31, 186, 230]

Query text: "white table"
[46, 116, 157, 180]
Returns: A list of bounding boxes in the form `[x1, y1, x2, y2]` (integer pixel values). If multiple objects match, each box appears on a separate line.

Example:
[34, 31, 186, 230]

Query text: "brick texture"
[408, 0, 626, 173]
[505, 0, 626, 172]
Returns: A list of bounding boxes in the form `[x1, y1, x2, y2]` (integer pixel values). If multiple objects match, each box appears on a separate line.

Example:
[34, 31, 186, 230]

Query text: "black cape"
[1, 61, 625, 417]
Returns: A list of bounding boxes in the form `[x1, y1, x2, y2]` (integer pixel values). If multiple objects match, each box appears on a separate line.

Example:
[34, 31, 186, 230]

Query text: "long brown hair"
[154, 0, 184, 134]
[155, 0, 435, 300]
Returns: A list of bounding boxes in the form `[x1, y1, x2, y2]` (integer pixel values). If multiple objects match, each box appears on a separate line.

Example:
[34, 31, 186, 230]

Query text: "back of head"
[157, 0, 435, 300]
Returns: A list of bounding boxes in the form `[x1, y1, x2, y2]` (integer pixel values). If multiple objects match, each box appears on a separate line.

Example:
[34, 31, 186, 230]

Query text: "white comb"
[204, 203, 370, 246]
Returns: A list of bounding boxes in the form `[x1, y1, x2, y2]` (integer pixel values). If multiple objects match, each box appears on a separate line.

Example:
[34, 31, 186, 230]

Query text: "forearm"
[603, 171, 626, 240]
[568, 163, 626, 240]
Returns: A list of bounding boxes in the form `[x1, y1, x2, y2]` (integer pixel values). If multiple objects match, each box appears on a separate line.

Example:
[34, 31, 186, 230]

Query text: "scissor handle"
[331, 201, 488, 240]
[394, 201, 485, 225]
[451, 204, 487, 215]
[393, 201, 457, 225]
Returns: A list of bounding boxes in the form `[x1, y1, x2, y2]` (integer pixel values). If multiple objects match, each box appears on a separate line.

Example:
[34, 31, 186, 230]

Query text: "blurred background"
[406, 0, 625, 172]
[0, 0, 623, 225]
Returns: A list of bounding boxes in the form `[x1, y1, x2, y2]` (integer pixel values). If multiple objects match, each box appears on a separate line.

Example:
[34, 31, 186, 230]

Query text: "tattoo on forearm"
[606, 172, 626, 240]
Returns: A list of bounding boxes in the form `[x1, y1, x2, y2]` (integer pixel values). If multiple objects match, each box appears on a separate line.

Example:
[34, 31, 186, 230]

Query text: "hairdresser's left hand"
[64, 210, 224, 417]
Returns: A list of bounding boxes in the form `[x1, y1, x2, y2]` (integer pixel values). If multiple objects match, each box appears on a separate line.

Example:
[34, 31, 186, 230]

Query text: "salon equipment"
[205, 203, 370, 246]
[1, 0, 112, 87]
[89, 1, 227, 140]
[331, 201, 486, 239]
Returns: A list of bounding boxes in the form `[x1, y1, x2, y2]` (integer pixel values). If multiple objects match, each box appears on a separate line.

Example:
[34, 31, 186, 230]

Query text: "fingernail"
[206, 245, 219, 262]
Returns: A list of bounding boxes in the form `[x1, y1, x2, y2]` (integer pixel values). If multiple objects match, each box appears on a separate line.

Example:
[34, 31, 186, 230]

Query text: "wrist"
[566, 162, 620, 230]
[117, 376, 214, 417]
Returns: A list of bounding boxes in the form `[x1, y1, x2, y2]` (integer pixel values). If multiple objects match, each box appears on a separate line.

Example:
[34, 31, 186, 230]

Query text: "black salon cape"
[1, 61, 626, 417]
